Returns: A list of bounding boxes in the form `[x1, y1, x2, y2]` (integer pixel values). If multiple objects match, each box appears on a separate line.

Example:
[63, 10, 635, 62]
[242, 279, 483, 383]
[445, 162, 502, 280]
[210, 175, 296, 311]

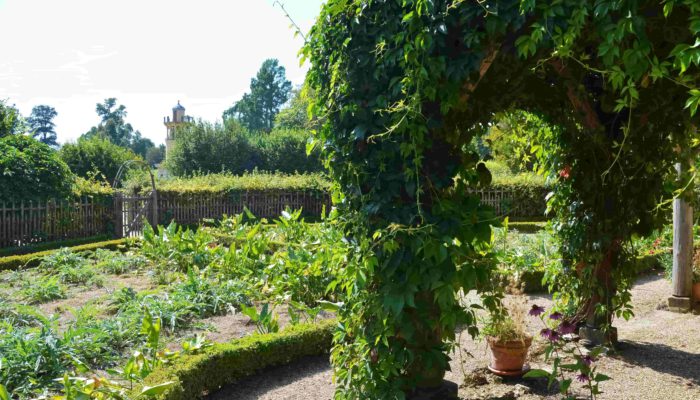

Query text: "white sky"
[0, 0, 324, 145]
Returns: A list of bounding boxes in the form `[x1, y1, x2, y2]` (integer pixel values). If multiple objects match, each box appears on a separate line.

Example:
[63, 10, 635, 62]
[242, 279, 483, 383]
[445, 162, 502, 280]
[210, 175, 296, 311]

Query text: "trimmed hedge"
[134, 319, 335, 400]
[508, 221, 547, 233]
[0, 238, 133, 272]
[0, 234, 113, 257]
[124, 171, 331, 196]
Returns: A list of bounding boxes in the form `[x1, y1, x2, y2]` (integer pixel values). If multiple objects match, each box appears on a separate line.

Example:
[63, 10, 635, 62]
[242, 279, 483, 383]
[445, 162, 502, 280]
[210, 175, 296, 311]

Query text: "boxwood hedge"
[0, 238, 132, 272]
[134, 319, 335, 400]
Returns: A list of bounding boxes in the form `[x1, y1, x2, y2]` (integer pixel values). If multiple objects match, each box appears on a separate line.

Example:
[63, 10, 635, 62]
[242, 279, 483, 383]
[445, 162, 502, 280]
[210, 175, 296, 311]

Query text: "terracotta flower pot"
[486, 335, 533, 377]
[693, 282, 700, 301]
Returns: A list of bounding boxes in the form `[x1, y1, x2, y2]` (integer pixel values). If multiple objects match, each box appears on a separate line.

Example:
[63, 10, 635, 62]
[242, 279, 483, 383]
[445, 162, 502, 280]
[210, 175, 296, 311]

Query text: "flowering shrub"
[525, 305, 610, 399]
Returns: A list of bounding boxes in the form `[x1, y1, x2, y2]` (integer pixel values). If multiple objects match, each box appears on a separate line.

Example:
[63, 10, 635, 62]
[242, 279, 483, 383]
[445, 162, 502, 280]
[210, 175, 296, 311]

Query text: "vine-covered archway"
[304, 1, 700, 398]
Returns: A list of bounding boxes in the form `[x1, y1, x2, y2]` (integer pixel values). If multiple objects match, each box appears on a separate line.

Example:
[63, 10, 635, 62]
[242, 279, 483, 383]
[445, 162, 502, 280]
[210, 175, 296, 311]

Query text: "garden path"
[209, 272, 700, 400]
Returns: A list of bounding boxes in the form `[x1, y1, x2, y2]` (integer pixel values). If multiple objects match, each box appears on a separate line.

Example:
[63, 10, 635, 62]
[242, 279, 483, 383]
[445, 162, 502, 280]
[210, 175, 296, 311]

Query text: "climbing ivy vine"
[304, 1, 699, 398]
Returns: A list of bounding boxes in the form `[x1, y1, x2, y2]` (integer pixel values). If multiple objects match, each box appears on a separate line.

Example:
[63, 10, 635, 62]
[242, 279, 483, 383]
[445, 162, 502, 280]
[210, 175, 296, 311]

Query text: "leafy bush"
[165, 119, 323, 177]
[59, 136, 142, 185]
[166, 120, 254, 176]
[0, 135, 75, 202]
[249, 129, 323, 173]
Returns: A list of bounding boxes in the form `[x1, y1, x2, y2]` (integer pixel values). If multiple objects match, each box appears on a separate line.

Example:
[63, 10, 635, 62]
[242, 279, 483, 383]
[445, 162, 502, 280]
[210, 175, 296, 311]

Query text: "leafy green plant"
[95, 249, 146, 275]
[21, 276, 66, 304]
[142, 222, 220, 273]
[241, 304, 279, 334]
[288, 301, 324, 325]
[525, 305, 610, 399]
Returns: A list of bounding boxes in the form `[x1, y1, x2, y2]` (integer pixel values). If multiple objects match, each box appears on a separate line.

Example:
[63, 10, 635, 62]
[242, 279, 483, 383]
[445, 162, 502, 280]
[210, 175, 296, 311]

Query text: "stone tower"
[164, 101, 192, 160]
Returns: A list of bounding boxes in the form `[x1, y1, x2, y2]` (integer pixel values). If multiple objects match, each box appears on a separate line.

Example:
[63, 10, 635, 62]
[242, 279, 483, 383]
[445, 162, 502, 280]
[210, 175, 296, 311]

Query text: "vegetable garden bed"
[0, 210, 344, 399]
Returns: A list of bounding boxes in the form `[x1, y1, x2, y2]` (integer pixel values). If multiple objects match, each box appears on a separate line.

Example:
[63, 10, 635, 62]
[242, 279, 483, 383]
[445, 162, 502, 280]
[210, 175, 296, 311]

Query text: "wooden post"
[669, 162, 694, 312]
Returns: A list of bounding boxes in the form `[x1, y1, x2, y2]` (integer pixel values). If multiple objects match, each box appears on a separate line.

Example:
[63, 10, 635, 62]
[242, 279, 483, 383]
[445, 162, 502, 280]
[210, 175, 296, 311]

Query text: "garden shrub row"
[133, 319, 336, 400]
[0, 238, 132, 271]
[508, 221, 547, 233]
[0, 234, 113, 257]
[123, 171, 331, 196]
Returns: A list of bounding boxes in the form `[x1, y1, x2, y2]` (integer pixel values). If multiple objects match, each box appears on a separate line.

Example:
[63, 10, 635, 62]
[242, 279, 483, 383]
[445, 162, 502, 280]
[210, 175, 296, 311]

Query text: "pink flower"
[529, 305, 545, 317]
[582, 355, 596, 366]
[557, 321, 577, 335]
[576, 373, 590, 382]
[540, 328, 560, 342]
[549, 312, 563, 321]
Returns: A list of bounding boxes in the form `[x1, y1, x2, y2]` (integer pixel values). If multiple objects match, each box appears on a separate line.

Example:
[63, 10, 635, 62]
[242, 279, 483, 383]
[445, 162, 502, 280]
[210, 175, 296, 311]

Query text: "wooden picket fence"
[0, 198, 112, 248]
[0, 188, 545, 249]
[472, 187, 547, 219]
[157, 190, 331, 226]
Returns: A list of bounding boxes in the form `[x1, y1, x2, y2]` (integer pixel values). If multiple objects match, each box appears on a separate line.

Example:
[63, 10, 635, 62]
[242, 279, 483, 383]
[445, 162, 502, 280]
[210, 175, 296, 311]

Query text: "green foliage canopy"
[304, 0, 700, 398]
[224, 59, 293, 132]
[275, 85, 315, 130]
[27, 105, 58, 147]
[0, 135, 74, 202]
[166, 120, 322, 176]
[59, 136, 142, 185]
[82, 98, 155, 158]
[0, 100, 23, 139]
[166, 120, 254, 176]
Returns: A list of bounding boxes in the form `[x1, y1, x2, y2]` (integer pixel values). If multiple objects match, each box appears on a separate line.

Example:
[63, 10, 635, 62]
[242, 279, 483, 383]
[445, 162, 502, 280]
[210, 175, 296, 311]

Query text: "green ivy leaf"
[684, 89, 700, 116]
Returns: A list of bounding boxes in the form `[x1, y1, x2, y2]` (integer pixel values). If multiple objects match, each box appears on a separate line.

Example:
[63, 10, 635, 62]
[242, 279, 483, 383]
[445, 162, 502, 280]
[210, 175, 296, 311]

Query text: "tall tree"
[27, 105, 58, 147]
[224, 59, 292, 132]
[95, 98, 127, 125]
[83, 98, 155, 157]
[0, 100, 23, 138]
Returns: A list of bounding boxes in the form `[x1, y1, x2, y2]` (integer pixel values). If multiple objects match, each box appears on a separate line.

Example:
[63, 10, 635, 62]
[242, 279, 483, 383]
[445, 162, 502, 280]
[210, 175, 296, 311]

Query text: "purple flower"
[557, 321, 577, 335]
[529, 305, 545, 317]
[576, 373, 590, 382]
[582, 355, 596, 366]
[549, 312, 563, 321]
[540, 328, 560, 342]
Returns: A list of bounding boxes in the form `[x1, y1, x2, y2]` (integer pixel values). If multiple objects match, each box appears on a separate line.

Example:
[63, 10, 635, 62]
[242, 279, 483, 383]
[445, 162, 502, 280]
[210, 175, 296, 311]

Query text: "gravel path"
[208, 272, 700, 400]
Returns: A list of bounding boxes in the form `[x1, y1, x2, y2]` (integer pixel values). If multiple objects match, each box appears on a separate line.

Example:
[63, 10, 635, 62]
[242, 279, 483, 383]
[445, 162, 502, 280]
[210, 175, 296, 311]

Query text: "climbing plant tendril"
[304, 1, 699, 398]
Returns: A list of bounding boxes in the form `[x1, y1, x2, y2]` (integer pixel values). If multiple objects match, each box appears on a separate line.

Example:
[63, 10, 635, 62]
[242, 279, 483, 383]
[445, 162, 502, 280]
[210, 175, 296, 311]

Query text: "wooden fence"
[157, 190, 331, 226]
[0, 188, 546, 248]
[473, 187, 548, 220]
[0, 199, 112, 248]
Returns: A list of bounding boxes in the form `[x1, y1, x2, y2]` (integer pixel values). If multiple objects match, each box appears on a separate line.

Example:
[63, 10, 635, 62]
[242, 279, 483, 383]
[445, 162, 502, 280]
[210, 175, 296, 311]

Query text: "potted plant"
[482, 294, 533, 376]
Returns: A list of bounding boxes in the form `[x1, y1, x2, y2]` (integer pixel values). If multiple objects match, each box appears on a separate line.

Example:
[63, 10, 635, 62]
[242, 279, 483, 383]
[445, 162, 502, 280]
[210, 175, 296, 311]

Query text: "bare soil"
[208, 272, 700, 400]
